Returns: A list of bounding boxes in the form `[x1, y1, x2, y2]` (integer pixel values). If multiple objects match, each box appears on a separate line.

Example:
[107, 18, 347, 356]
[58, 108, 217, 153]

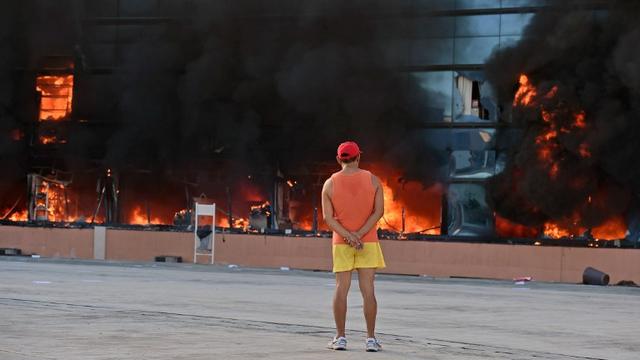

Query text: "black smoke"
[0, 1, 81, 208]
[101, 1, 447, 185]
[486, 1, 640, 229]
[1, 1, 454, 219]
[0, 1, 450, 182]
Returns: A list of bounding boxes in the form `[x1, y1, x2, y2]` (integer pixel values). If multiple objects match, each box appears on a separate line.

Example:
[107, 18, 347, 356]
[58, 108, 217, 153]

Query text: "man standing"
[321, 141, 386, 352]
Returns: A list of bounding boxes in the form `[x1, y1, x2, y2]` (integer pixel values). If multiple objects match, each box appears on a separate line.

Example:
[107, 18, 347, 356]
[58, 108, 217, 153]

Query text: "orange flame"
[32, 181, 69, 222]
[543, 222, 572, 238]
[495, 216, 539, 238]
[36, 75, 74, 121]
[374, 174, 442, 235]
[129, 206, 163, 225]
[592, 216, 626, 240]
[513, 74, 537, 106]
[40, 135, 57, 145]
[579, 143, 591, 158]
[573, 111, 586, 128]
[515, 74, 591, 179]
[536, 129, 557, 143]
[538, 147, 552, 161]
[541, 109, 554, 123]
[6, 209, 28, 221]
[544, 85, 558, 99]
[217, 217, 249, 230]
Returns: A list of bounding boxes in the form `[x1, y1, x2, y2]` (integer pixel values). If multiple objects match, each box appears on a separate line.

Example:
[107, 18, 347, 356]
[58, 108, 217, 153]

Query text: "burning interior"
[0, 0, 637, 248]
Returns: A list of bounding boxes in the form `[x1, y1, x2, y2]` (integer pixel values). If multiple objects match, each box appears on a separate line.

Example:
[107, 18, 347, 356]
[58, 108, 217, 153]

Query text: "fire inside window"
[35, 75, 74, 121]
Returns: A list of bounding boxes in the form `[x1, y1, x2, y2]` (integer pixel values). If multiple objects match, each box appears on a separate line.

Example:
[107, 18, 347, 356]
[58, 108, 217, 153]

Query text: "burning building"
[485, 0, 640, 246]
[0, 0, 636, 247]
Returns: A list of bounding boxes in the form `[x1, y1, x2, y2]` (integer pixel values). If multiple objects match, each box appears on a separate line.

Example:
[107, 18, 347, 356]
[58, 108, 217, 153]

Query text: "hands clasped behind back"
[345, 231, 364, 250]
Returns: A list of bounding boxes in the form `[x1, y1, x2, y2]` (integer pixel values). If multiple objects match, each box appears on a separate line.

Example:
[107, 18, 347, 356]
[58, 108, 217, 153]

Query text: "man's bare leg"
[357, 268, 377, 338]
[333, 271, 352, 338]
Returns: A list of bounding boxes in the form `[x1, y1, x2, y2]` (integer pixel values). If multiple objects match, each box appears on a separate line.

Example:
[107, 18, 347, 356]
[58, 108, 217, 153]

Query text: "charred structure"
[1, 0, 634, 246]
[486, 0, 640, 245]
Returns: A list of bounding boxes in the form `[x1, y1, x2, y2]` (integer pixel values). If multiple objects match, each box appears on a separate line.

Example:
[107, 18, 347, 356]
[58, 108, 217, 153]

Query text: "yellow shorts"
[332, 242, 386, 273]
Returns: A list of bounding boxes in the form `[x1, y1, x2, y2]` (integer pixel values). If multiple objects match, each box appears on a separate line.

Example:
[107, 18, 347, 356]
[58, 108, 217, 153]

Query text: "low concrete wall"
[559, 247, 640, 284]
[214, 234, 332, 271]
[212, 235, 640, 283]
[0, 226, 93, 259]
[380, 241, 565, 281]
[105, 229, 192, 262]
[1, 225, 639, 284]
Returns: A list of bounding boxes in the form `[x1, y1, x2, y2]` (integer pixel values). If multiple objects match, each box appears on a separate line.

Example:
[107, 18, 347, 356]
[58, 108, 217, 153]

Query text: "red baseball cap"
[337, 141, 362, 160]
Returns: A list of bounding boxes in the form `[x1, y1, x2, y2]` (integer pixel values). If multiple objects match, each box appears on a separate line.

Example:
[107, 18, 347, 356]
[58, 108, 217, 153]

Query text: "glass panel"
[410, 17, 455, 38]
[454, 36, 500, 64]
[450, 150, 496, 179]
[450, 128, 495, 151]
[499, 36, 522, 48]
[453, 71, 497, 121]
[501, 0, 549, 7]
[455, 0, 501, 9]
[422, 129, 453, 150]
[447, 183, 493, 236]
[500, 13, 534, 36]
[456, 15, 501, 37]
[412, 71, 454, 122]
[410, 38, 454, 66]
[495, 152, 507, 175]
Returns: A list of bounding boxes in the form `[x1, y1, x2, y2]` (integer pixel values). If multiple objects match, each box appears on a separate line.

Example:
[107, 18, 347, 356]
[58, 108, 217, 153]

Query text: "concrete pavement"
[0, 257, 638, 359]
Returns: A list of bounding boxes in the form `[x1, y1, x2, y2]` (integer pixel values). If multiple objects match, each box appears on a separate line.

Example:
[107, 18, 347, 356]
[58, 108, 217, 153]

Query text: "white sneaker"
[328, 336, 347, 350]
[365, 337, 382, 352]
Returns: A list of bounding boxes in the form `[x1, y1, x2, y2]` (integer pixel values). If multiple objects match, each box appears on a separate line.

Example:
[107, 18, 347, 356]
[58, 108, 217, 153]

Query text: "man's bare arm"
[354, 175, 384, 239]
[321, 178, 361, 248]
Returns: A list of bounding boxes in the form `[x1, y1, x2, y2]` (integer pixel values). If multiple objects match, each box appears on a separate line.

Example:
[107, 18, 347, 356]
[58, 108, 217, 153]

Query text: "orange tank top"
[330, 169, 378, 245]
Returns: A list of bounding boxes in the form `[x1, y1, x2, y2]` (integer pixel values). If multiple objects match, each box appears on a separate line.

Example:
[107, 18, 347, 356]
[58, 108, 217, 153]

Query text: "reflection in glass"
[413, 71, 454, 122]
[455, 0, 501, 10]
[455, 15, 501, 37]
[500, 13, 534, 36]
[495, 152, 507, 175]
[410, 16, 455, 38]
[454, 36, 500, 64]
[499, 36, 522, 48]
[450, 128, 495, 151]
[411, 38, 454, 66]
[450, 150, 496, 179]
[448, 183, 493, 236]
[501, 0, 548, 8]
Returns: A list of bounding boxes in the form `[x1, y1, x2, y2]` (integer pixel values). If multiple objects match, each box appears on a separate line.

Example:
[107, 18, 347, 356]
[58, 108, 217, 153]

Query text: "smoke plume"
[100, 1, 446, 183]
[486, 1, 640, 229]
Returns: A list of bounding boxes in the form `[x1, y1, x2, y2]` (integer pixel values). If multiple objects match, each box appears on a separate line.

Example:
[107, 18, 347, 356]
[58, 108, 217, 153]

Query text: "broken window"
[36, 75, 74, 121]
[454, 71, 496, 121]
[447, 183, 493, 237]
[449, 129, 497, 179]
